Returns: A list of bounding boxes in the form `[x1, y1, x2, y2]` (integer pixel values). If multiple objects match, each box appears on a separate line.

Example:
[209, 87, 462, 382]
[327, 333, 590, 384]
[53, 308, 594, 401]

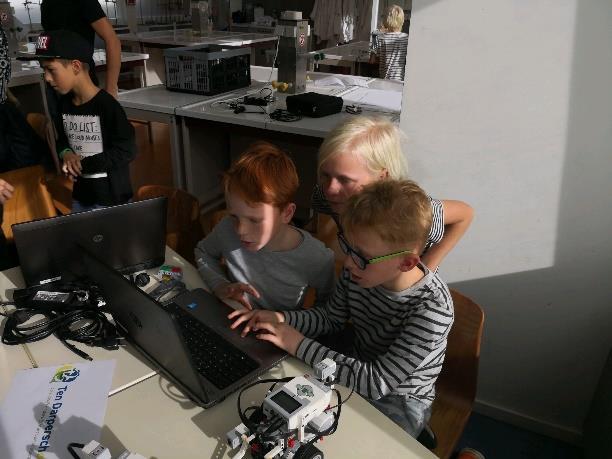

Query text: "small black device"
[242, 95, 270, 106]
[285, 92, 343, 118]
[134, 272, 151, 288]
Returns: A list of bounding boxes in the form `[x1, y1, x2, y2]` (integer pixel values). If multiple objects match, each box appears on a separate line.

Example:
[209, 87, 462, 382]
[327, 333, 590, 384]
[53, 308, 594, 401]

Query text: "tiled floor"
[455, 413, 582, 459]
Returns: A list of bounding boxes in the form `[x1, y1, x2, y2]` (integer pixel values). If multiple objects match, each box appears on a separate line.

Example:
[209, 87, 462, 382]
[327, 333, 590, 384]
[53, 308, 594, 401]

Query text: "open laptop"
[13, 197, 167, 286]
[78, 248, 287, 408]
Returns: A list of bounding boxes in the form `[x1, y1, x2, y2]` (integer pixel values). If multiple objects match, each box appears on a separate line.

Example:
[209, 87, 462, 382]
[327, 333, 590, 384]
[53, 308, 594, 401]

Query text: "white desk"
[0, 249, 437, 458]
[0, 268, 35, 397]
[8, 51, 150, 126]
[120, 31, 278, 86]
[0, 247, 204, 395]
[10, 51, 150, 87]
[119, 30, 277, 47]
[118, 85, 215, 188]
[101, 361, 437, 459]
[175, 70, 401, 216]
[314, 41, 374, 75]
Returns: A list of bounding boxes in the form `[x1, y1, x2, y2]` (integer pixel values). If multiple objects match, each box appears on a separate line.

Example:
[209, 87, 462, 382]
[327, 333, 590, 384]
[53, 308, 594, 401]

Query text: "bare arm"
[91, 17, 121, 98]
[421, 199, 474, 271]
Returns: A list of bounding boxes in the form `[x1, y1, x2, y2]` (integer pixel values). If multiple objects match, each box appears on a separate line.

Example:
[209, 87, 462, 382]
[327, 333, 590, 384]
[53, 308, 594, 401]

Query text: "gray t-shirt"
[195, 216, 335, 311]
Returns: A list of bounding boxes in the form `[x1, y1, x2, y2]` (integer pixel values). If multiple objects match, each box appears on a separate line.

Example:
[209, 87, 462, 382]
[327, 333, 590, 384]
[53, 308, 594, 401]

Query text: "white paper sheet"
[0, 360, 116, 459]
[313, 75, 370, 87]
[341, 87, 402, 112]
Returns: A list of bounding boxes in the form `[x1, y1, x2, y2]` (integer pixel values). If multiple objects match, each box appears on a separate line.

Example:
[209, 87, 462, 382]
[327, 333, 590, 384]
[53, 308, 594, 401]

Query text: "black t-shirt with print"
[40, 0, 105, 69]
[56, 89, 136, 206]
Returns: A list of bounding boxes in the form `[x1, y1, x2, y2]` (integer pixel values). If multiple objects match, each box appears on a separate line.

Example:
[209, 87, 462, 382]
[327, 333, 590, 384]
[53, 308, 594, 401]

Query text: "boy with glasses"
[229, 179, 454, 438]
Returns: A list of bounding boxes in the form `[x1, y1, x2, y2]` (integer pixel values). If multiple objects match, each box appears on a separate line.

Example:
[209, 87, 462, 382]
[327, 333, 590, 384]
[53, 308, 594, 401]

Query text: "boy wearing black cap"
[24, 30, 136, 212]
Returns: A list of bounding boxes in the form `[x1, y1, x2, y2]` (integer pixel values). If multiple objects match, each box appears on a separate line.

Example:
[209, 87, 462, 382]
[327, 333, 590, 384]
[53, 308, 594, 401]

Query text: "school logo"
[36, 35, 50, 50]
[50, 365, 80, 383]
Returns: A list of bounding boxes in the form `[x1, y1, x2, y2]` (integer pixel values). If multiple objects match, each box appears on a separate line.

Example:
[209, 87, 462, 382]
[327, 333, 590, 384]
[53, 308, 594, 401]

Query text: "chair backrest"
[26, 112, 60, 174]
[0, 165, 58, 241]
[583, 347, 612, 458]
[134, 185, 203, 263]
[437, 289, 485, 404]
[429, 289, 484, 459]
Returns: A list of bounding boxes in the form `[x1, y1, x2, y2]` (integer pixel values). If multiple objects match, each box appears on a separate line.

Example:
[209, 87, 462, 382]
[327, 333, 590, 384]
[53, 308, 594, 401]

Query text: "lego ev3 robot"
[227, 358, 353, 459]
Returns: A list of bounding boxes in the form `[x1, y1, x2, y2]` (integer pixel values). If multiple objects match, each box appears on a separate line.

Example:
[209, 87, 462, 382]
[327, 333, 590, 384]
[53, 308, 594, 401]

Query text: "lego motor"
[227, 358, 351, 459]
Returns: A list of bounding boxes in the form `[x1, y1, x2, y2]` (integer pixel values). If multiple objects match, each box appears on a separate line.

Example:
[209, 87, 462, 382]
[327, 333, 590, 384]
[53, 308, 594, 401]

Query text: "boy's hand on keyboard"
[251, 322, 304, 356]
[228, 309, 284, 337]
[214, 282, 261, 310]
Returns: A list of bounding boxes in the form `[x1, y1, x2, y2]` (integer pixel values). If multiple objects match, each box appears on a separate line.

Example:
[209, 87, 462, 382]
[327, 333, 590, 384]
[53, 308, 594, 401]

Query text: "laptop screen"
[13, 197, 167, 286]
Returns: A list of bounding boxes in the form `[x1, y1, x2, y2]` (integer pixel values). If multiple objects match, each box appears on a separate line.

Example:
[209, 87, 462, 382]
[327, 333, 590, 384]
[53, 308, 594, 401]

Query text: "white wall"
[402, 0, 612, 442]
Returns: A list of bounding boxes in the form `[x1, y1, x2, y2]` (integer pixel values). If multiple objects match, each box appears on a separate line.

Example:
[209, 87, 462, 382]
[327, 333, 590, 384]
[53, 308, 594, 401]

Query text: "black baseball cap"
[17, 29, 92, 62]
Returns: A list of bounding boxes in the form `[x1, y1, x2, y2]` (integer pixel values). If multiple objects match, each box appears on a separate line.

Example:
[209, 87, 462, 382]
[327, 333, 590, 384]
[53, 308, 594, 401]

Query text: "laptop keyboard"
[169, 305, 260, 390]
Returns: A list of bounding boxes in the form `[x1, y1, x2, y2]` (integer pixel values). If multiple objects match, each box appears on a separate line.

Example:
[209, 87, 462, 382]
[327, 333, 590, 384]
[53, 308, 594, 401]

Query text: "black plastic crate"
[164, 44, 251, 95]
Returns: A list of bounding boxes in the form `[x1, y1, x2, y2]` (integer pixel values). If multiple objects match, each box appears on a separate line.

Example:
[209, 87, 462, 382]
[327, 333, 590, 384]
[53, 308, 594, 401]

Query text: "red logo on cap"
[37, 35, 50, 50]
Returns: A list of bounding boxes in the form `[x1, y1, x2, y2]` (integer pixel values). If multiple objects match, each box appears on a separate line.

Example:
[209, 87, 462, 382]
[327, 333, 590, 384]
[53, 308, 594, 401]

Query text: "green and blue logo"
[50, 365, 80, 383]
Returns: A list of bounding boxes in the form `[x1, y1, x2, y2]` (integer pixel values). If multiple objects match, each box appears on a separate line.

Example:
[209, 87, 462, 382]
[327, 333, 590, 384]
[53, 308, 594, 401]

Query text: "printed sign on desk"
[0, 360, 115, 459]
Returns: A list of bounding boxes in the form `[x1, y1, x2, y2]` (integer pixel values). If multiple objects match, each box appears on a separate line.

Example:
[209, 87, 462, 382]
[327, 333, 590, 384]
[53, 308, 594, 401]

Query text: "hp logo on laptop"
[92, 234, 104, 243]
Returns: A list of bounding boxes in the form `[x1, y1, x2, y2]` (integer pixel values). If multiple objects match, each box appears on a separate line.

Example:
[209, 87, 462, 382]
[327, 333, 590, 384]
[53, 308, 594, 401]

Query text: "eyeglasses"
[337, 232, 414, 270]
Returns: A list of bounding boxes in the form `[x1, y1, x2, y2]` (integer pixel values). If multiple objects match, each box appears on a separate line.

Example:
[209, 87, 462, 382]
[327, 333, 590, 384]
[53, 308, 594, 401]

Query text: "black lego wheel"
[295, 444, 323, 459]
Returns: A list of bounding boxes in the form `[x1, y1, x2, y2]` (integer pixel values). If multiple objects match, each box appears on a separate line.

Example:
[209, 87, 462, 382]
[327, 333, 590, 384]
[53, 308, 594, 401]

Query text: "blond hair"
[318, 116, 407, 180]
[383, 5, 405, 32]
[341, 180, 432, 252]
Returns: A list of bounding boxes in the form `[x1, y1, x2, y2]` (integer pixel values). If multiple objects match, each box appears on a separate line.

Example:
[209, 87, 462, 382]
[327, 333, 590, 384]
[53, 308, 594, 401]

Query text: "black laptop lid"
[77, 247, 209, 405]
[78, 247, 287, 408]
[13, 197, 167, 286]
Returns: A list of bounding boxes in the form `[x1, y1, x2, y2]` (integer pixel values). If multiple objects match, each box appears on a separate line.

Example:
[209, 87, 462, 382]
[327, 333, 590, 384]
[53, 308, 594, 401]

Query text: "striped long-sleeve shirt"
[372, 31, 409, 81]
[310, 185, 445, 255]
[284, 266, 454, 403]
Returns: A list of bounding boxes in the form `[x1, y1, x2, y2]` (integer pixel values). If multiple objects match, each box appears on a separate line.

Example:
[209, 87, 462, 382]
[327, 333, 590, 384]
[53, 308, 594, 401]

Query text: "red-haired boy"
[195, 142, 334, 311]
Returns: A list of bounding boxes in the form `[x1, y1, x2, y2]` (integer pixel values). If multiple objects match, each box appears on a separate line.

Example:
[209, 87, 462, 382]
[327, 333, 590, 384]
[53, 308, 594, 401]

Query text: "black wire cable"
[1, 305, 121, 360]
[67, 442, 85, 459]
[326, 361, 357, 409]
[268, 109, 302, 122]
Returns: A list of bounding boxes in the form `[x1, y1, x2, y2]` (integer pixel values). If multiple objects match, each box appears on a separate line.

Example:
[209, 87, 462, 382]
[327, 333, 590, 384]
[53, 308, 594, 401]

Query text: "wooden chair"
[134, 185, 204, 264]
[0, 165, 58, 241]
[429, 289, 485, 459]
[583, 347, 612, 458]
[26, 112, 60, 174]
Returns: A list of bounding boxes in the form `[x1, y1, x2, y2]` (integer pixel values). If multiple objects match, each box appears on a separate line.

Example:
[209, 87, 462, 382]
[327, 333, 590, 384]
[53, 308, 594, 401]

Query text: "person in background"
[22, 30, 136, 213]
[371, 4, 409, 81]
[1, 22, 48, 269]
[41, 0, 122, 97]
[195, 142, 335, 311]
[312, 115, 474, 274]
[230, 179, 454, 439]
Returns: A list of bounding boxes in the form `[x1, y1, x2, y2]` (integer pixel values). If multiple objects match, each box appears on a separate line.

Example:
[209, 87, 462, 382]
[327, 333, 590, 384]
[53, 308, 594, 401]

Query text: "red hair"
[223, 142, 299, 208]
